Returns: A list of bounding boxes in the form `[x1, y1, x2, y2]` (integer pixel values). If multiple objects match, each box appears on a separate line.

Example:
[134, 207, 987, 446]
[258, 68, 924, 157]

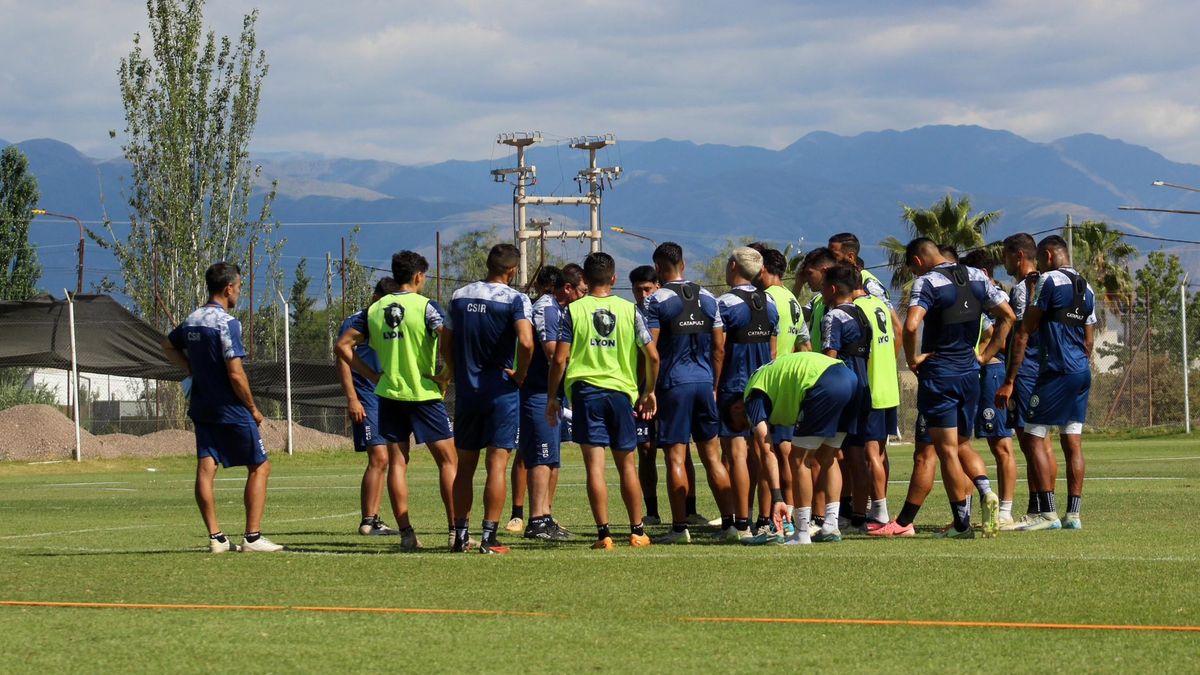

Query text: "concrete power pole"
[491, 132, 622, 286]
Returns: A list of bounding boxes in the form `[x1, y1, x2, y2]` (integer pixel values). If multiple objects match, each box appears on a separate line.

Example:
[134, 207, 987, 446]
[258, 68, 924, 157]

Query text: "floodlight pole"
[33, 210, 85, 293]
[1183, 273, 1191, 434]
[64, 289, 82, 461]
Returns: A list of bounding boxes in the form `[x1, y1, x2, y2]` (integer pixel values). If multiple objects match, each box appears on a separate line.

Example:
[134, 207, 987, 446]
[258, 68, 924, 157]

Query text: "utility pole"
[491, 132, 622, 285]
[248, 240, 255, 360]
[325, 252, 334, 357]
[1066, 214, 1073, 262]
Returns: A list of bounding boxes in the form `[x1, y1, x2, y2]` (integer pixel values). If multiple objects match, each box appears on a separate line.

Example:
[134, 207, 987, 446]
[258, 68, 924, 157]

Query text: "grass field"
[2, 436, 1199, 673]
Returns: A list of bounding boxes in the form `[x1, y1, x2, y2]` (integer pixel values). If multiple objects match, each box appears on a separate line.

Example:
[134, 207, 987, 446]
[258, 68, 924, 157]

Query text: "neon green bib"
[766, 285, 803, 355]
[853, 294, 900, 409]
[744, 352, 842, 427]
[367, 292, 442, 402]
[808, 296, 827, 351]
[565, 295, 641, 404]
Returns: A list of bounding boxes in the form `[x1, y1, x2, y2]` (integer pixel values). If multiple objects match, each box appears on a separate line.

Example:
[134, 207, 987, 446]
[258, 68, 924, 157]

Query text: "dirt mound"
[0, 404, 350, 461]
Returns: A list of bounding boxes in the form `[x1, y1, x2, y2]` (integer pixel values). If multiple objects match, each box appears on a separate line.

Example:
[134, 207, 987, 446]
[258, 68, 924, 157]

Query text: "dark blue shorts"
[570, 383, 638, 451]
[195, 419, 267, 468]
[916, 369, 979, 439]
[455, 390, 520, 452]
[1028, 368, 1091, 427]
[915, 413, 931, 446]
[771, 424, 793, 445]
[519, 392, 562, 468]
[976, 362, 1014, 439]
[658, 381, 720, 444]
[352, 399, 385, 452]
[794, 366, 858, 439]
[1010, 369, 1038, 429]
[378, 397, 454, 445]
[636, 416, 657, 448]
[845, 406, 898, 446]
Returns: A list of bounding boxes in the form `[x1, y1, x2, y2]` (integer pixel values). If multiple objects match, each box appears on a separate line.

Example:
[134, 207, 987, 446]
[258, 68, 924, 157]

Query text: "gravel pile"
[0, 405, 350, 461]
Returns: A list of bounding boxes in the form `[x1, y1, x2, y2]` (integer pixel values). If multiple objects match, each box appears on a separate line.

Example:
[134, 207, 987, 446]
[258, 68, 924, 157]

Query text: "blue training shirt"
[447, 281, 533, 396]
[339, 310, 381, 404]
[167, 303, 253, 425]
[1032, 267, 1097, 374]
[523, 293, 562, 395]
[642, 281, 723, 388]
[822, 303, 870, 398]
[910, 263, 1009, 378]
[1009, 272, 1041, 378]
[717, 284, 780, 394]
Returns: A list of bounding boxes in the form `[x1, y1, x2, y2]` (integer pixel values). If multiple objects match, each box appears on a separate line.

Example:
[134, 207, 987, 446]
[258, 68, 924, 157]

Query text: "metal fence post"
[1183, 275, 1191, 434]
[64, 289, 82, 461]
[276, 290, 294, 455]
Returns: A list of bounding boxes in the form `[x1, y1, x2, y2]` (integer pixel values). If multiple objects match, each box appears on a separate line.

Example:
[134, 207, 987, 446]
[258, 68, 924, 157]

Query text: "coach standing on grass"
[162, 262, 283, 553]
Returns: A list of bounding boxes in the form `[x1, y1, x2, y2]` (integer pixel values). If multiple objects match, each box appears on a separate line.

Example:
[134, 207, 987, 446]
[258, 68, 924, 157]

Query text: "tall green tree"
[1067, 220, 1137, 317]
[881, 194, 1001, 291]
[695, 237, 757, 291]
[0, 146, 41, 301]
[289, 258, 316, 326]
[97, 0, 280, 330]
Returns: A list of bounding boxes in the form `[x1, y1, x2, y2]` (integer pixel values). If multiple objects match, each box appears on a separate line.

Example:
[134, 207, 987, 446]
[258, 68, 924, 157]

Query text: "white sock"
[999, 500, 1013, 520]
[823, 502, 840, 532]
[870, 499, 890, 523]
[792, 507, 812, 544]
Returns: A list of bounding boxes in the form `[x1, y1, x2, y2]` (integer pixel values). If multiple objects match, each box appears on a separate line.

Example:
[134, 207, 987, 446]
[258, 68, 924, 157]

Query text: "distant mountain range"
[6, 124, 1200, 298]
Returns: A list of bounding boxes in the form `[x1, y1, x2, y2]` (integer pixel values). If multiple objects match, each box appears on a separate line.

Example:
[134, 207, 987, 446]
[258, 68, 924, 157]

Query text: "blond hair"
[729, 247, 763, 280]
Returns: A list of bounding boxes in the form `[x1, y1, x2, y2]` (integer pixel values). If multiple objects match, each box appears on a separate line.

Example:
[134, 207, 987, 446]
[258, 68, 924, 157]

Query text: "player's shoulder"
[531, 293, 555, 311]
[965, 266, 992, 283]
[649, 286, 677, 304]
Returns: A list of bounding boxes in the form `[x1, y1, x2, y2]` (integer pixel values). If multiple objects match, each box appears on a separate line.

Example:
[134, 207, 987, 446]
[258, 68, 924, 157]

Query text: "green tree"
[881, 194, 1001, 292]
[289, 258, 316, 325]
[1135, 251, 1200, 354]
[1068, 220, 1137, 318]
[96, 0, 280, 331]
[695, 237, 756, 291]
[0, 146, 41, 301]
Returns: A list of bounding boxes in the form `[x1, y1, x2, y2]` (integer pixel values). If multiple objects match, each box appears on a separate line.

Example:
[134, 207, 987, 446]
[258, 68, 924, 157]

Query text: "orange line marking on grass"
[0, 600, 555, 618]
[680, 616, 1200, 633]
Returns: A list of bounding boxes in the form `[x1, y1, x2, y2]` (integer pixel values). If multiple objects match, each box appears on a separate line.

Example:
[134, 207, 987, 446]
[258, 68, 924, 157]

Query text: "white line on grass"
[1107, 455, 1200, 463]
[0, 511, 359, 541]
[45, 481, 130, 487]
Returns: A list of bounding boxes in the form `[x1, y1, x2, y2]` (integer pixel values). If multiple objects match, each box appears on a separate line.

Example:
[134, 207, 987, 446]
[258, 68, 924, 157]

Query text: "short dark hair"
[205, 262, 241, 296]
[801, 246, 837, 271]
[828, 232, 861, 256]
[1003, 232, 1037, 258]
[535, 265, 562, 292]
[558, 263, 584, 290]
[628, 264, 658, 285]
[374, 276, 400, 296]
[938, 244, 960, 262]
[823, 263, 862, 296]
[962, 249, 996, 272]
[583, 252, 616, 287]
[1038, 234, 1069, 254]
[652, 242, 684, 268]
[391, 250, 429, 285]
[486, 243, 521, 276]
[904, 237, 937, 265]
[759, 248, 787, 277]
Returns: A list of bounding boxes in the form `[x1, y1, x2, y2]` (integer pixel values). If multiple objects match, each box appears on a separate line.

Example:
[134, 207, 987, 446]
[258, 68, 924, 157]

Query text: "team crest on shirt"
[384, 303, 405, 328]
[593, 308, 617, 337]
[1030, 395, 1040, 408]
[982, 408, 995, 421]
[874, 308, 888, 333]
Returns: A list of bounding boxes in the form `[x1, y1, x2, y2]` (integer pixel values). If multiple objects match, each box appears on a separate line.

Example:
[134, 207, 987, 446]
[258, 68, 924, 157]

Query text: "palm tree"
[1066, 220, 1137, 323]
[880, 194, 1002, 292]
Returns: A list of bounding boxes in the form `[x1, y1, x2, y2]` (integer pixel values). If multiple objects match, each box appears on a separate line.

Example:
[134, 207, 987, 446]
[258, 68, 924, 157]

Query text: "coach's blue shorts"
[917, 369, 978, 439]
[455, 390, 520, 452]
[195, 418, 267, 468]
[845, 406, 898, 446]
[636, 416, 657, 448]
[378, 397, 454, 445]
[1028, 368, 1091, 427]
[352, 398, 385, 452]
[519, 392, 561, 468]
[718, 390, 754, 439]
[1010, 369, 1038, 430]
[658, 381, 720, 444]
[976, 362, 1014, 439]
[794, 365, 858, 439]
[571, 383, 638, 451]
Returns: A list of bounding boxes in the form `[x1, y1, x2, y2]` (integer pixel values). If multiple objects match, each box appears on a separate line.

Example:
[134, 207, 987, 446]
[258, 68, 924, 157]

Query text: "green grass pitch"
[2, 436, 1199, 672]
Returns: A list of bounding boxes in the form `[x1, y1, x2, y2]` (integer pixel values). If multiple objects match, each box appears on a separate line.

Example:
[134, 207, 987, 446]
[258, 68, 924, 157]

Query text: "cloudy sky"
[2, 0, 1199, 165]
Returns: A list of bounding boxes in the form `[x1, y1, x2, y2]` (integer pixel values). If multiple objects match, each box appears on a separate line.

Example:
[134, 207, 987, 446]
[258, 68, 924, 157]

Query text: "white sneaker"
[713, 525, 740, 542]
[783, 531, 812, 545]
[706, 516, 724, 527]
[654, 528, 692, 544]
[505, 517, 525, 533]
[1016, 513, 1061, 532]
[242, 535, 284, 552]
[807, 523, 821, 537]
[209, 536, 240, 553]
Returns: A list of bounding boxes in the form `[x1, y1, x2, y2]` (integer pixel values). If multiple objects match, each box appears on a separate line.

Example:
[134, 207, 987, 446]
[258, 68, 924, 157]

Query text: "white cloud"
[2, 0, 1199, 164]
